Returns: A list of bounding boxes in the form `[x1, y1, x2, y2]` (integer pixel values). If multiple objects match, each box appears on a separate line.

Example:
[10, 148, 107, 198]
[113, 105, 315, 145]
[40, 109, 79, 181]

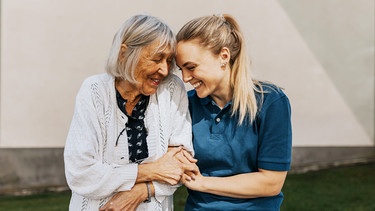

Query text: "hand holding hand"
[172, 148, 198, 181]
[181, 163, 205, 191]
[149, 146, 193, 185]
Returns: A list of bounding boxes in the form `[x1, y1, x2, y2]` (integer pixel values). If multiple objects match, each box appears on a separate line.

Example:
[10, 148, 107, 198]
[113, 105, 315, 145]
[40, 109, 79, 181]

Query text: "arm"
[64, 79, 138, 199]
[99, 150, 195, 210]
[183, 167, 287, 198]
[183, 90, 292, 199]
[167, 75, 194, 154]
[100, 182, 155, 211]
[136, 146, 193, 185]
[129, 75, 196, 203]
[136, 147, 196, 203]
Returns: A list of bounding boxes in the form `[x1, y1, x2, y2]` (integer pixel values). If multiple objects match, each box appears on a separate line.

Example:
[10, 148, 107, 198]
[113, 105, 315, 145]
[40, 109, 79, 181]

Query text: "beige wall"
[1, 0, 374, 148]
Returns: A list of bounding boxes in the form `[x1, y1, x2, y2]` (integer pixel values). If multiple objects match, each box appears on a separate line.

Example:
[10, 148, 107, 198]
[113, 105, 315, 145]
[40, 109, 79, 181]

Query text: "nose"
[157, 60, 169, 77]
[181, 69, 192, 83]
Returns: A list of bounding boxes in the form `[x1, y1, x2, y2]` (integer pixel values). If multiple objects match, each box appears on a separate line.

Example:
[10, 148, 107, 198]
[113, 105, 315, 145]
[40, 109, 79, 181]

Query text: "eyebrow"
[176, 61, 195, 70]
[182, 61, 195, 67]
[154, 51, 175, 58]
[151, 52, 165, 57]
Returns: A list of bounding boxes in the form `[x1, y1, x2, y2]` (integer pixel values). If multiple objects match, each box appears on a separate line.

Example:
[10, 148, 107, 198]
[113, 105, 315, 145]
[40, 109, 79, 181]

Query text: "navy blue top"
[116, 90, 149, 164]
[185, 83, 292, 211]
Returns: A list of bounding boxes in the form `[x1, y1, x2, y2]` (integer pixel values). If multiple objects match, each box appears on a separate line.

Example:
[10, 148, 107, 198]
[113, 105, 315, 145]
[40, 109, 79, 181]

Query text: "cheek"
[136, 64, 156, 78]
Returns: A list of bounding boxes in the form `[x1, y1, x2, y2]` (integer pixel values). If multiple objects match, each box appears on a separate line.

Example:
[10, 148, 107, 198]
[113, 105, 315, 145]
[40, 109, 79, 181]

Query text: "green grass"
[281, 162, 375, 211]
[1, 162, 374, 210]
[0, 191, 71, 211]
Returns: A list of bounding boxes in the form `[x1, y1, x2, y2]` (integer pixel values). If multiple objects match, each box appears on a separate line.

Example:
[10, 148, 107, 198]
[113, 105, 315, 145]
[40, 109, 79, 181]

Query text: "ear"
[118, 44, 128, 63]
[220, 47, 230, 64]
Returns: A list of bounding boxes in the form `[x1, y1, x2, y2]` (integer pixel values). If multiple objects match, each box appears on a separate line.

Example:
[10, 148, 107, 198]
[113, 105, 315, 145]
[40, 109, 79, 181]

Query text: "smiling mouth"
[150, 78, 161, 86]
[192, 81, 202, 89]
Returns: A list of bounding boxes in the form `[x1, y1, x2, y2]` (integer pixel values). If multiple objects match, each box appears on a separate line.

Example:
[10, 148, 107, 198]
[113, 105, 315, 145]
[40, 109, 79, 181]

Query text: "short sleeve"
[257, 93, 292, 171]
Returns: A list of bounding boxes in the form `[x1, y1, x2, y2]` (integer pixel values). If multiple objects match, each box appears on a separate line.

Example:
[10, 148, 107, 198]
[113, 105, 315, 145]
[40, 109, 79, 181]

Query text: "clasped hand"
[155, 146, 198, 185]
[100, 146, 198, 211]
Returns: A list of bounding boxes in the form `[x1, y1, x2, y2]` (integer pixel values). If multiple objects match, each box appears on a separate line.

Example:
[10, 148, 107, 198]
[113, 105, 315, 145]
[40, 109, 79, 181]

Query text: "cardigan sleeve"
[64, 77, 138, 200]
[152, 75, 194, 203]
[167, 75, 194, 154]
[152, 181, 181, 203]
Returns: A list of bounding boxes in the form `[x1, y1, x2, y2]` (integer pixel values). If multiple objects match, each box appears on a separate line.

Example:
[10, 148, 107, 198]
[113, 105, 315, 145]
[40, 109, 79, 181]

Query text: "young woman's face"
[176, 40, 229, 99]
[133, 40, 174, 96]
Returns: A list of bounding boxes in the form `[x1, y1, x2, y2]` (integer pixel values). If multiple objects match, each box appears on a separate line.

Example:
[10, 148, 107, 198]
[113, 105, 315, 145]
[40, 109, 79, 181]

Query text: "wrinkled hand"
[99, 183, 146, 211]
[171, 147, 198, 181]
[151, 147, 197, 185]
[181, 163, 204, 191]
[171, 147, 197, 165]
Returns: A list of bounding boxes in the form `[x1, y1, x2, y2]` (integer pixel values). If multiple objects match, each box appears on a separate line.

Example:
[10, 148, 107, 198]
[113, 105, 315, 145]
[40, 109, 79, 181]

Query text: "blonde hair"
[176, 14, 262, 125]
[106, 15, 176, 84]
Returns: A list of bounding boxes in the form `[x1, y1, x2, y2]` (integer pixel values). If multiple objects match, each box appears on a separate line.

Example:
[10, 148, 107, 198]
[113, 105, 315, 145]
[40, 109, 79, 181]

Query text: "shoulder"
[187, 89, 198, 101]
[256, 81, 290, 112]
[81, 73, 113, 88]
[77, 73, 114, 100]
[187, 89, 196, 97]
[187, 89, 204, 109]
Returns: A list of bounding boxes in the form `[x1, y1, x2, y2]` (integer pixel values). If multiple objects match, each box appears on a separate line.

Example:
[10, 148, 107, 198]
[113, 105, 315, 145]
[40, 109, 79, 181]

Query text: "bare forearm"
[136, 163, 159, 183]
[185, 169, 287, 199]
[100, 182, 155, 211]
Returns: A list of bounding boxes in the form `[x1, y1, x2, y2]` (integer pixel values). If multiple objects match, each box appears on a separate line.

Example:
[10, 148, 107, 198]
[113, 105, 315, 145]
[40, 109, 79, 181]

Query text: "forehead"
[176, 40, 207, 60]
[143, 40, 174, 57]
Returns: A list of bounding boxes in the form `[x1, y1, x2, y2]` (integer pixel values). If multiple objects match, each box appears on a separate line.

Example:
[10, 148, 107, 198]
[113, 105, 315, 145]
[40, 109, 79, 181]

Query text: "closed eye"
[153, 58, 162, 63]
[187, 66, 195, 71]
[167, 57, 173, 64]
[181, 61, 197, 71]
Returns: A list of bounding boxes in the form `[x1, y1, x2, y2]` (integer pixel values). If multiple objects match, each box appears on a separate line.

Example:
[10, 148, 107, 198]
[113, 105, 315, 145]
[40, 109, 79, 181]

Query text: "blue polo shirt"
[185, 83, 292, 211]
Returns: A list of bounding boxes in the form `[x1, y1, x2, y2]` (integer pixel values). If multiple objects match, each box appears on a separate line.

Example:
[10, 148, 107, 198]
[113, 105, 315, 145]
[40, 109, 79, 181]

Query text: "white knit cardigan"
[64, 73, 193, 211]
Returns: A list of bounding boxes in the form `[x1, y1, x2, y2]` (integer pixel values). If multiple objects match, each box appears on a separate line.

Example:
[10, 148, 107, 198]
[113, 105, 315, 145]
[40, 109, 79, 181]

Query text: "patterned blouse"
[116, 89, 150, 164]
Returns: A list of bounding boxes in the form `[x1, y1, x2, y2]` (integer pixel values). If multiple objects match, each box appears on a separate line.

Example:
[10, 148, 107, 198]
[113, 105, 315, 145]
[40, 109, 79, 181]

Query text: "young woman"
[176, 14, 292, 210]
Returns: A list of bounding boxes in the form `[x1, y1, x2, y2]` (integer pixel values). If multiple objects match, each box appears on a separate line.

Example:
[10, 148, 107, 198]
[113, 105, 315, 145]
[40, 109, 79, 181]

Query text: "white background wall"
[1, 0, 374, 147]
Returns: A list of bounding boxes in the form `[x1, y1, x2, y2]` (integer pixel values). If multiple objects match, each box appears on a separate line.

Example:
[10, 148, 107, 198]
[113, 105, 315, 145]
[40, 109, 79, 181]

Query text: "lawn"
[1, 162, 374, 211]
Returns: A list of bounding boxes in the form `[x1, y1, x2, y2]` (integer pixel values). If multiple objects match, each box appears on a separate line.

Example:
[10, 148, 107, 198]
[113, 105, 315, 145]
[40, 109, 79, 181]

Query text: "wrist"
[144, 182, 152, 203]
[198, 176, 208, 192]
[138, 163, 154, 182]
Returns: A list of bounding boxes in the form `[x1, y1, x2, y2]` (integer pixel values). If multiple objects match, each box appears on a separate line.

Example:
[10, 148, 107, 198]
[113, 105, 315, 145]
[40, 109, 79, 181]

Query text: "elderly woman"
[64, 14, 195, 211]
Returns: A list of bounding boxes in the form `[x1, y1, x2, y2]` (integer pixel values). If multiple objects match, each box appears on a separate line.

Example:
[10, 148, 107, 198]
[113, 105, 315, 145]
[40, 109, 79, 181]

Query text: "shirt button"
[216, 117, 221, 122]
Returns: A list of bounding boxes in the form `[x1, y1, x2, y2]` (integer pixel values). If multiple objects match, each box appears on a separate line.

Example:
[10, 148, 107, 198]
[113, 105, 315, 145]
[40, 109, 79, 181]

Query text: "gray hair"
[106, 15, 176, 83]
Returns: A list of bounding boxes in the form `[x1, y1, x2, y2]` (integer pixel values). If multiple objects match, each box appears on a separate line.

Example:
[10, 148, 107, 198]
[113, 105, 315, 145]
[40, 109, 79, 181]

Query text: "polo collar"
[199, 95, 233, 109]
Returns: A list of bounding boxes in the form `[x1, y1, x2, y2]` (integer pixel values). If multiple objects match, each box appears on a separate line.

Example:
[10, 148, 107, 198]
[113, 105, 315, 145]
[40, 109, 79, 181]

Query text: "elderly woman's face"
[133, 40, 174, 96]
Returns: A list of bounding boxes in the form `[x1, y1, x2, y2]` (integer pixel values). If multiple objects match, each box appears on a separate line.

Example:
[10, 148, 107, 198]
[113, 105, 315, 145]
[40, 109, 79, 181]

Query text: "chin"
[144, 89, 157, 96]
[196, 91, 209, 99]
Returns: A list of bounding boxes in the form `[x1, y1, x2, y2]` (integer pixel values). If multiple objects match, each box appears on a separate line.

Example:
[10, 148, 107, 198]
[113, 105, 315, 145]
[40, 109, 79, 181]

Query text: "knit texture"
[64, 73, 193, 210]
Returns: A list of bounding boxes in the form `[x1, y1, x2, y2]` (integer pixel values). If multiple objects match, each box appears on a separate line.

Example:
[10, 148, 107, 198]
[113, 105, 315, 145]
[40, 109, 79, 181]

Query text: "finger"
[174, 151, 191, 164]
[187, 172, 196, 181]
[182, 173, 191, 182]
[184, 171, 196, 181]
[182, 150, 198, 163]
[166, 179, 179, 186]
[182, 163, 199, 172]
[167, 146, 183, 156]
